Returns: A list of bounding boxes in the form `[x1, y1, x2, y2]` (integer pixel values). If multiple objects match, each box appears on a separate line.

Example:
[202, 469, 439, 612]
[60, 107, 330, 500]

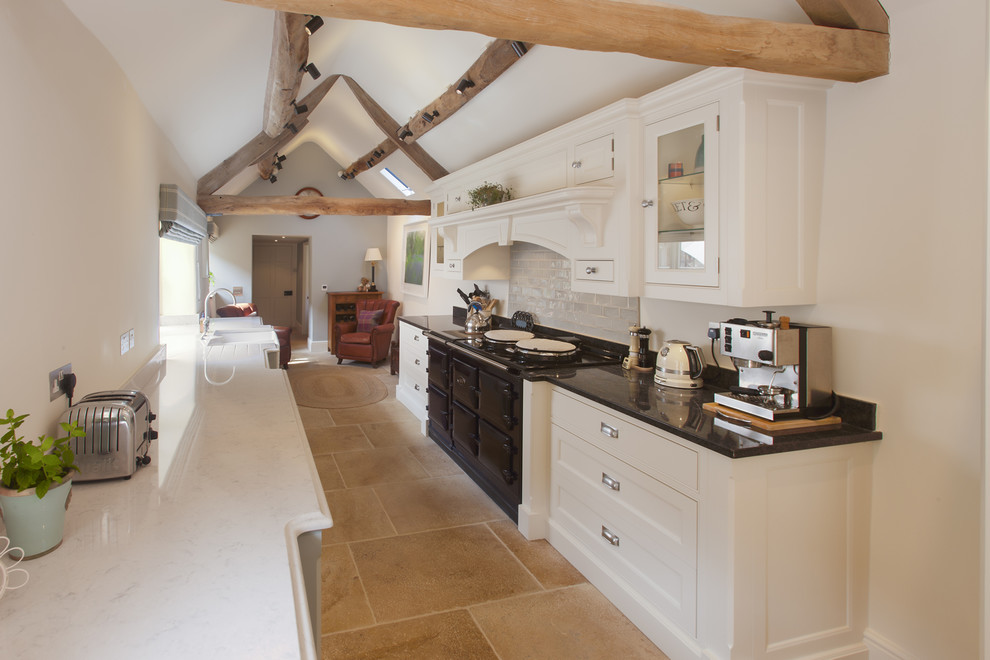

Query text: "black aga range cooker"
[426, 319, 624, 521]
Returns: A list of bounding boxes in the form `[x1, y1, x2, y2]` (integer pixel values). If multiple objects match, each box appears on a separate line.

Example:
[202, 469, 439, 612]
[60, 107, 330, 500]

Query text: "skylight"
[381, 168, 414, 197]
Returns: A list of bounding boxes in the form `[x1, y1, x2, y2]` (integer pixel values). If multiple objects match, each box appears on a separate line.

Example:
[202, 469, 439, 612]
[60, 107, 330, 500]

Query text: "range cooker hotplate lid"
[514, 337, 577, 357]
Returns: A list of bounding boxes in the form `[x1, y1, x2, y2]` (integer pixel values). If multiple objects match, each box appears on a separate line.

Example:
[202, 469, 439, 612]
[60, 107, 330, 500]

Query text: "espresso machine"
[713, 312, 833, 421]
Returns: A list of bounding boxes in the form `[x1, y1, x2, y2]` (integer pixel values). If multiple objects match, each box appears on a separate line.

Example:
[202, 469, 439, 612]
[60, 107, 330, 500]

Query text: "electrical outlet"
[321, 284, 328, 291]
[232, 286, 243, 296]
[129, 328, 135, 350]
[49, 363, 72, 401]
[120, 332, 130, 355]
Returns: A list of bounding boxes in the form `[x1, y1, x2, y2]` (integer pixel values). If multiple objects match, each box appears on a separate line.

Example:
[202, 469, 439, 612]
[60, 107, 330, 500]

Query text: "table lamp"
[364, 247, 383, 291]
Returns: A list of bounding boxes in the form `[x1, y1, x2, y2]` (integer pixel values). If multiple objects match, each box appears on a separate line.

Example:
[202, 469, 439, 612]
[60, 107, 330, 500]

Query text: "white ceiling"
[62, 0, 813, 199]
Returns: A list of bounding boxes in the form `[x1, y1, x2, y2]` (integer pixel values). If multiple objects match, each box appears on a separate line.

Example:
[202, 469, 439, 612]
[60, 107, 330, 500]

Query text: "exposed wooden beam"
[222, 0, 889, 82]
[341, 39, 530, 178]
[262, 12, 309, 138]
[341, 76, 449, 180]
[795, 0, 888, 33]
[197, 194, 431, 216]
[197, 74, 340, 195]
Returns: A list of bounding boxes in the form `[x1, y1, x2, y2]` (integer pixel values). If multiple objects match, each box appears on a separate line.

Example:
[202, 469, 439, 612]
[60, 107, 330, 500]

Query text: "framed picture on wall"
[401, 221, 430, 297]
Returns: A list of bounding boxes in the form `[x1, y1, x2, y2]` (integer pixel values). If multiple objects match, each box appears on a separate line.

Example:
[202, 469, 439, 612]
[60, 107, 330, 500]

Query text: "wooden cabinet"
[546, 386, 875, 660]
[396, 320, 428, 434]
[640, 69, 830, 306]
[326, 291, 382, 354]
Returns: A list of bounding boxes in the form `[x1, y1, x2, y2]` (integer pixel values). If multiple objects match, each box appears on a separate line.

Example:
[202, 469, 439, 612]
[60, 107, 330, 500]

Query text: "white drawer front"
[553, 425, 697, 567]
[552, 478, 697, 635]
[551, 389, 699, 493]
[574, 259, 614, 282]
[399, 322, 429, 359]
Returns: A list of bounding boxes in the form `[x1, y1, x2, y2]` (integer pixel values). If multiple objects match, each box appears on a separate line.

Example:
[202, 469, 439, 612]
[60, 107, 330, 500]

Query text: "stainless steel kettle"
[464, 302, 491, 334]
[654, 339, 705, 389]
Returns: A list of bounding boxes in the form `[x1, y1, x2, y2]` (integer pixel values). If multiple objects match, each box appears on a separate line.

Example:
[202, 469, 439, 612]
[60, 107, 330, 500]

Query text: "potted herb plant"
[0, 410, 83, 559]
[467, 181, 512, 209]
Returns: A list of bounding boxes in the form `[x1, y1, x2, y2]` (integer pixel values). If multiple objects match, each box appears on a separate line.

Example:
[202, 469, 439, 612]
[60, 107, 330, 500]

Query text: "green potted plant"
[0, 410, 83, 559]
[467, 181, 512, 209]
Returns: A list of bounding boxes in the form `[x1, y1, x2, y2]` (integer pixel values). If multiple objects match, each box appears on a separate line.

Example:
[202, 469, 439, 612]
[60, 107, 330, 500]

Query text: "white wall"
[207, 142, 388, 344]
[639, 2, 986, 657]
[0, 0, 192, 438]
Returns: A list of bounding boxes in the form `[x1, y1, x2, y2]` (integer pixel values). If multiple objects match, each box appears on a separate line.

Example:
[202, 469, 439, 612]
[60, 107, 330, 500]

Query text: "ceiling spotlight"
[397, 126, 413, 140]
[455, 78, 476, 95]
[338, 170, 347, 180]
[304, 15, 324, 35]
[367, 160, 375, 169]
[300, 62, 321, 80]
[291, 99, 308, 114]
[422, 110, 439, 123]
[268, 174, 277, 183]
[277, 154, 286, 163]
[510, 41, 528, 57]
[284, 122, 298, 134]
[373, 150, 383, 158]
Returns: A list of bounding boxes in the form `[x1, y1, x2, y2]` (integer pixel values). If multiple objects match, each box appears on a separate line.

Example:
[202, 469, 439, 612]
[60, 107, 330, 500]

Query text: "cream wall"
[0, 0, 192, 438]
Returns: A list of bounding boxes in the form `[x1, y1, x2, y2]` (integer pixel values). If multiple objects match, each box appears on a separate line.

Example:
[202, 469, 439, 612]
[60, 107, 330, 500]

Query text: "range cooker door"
[451, 401, 479, 457]
[451, 357, 479, 409]
[478, 419, 520, 488]
[427, 342, 449, 389]
[479, 370, 519, 434]
[427, 383, 450, 439]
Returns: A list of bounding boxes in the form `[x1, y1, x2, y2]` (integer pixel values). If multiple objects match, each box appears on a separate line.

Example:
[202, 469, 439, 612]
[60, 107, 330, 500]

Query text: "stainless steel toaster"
[60, 390, 158, 482]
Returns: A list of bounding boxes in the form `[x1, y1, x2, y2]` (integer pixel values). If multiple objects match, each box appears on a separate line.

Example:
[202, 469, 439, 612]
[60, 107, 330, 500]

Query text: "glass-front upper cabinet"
[643, 102, 718, 287]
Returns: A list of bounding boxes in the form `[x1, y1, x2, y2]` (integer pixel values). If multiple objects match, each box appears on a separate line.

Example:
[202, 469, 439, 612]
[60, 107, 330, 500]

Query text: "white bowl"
[671, 198, 704, 226]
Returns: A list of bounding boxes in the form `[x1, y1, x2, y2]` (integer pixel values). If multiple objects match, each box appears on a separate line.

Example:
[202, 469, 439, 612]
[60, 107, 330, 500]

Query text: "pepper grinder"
[623, 326, 641, 370]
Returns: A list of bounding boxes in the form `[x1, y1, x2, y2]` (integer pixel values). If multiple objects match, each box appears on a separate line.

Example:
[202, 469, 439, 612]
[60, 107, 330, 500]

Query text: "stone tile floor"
[288, 341, 669, 659]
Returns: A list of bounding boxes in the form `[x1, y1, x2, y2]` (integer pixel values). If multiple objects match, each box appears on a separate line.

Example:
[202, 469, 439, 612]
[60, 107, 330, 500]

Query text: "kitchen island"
[0, 325, 331, 660]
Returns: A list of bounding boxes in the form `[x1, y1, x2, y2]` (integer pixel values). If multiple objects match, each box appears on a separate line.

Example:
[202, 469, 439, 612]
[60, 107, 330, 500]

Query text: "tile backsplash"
[508, 242, 639, 343]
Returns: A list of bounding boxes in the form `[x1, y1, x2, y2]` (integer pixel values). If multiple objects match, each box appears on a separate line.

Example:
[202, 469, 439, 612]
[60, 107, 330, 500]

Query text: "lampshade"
[364, 248, 383, 262]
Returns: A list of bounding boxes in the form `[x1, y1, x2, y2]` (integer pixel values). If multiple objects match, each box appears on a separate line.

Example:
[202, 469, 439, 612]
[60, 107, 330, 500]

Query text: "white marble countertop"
[0, 325, 331, 659]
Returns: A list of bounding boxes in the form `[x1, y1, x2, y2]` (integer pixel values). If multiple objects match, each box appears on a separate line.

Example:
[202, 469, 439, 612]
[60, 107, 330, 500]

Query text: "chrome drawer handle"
[601, 473, 620, 491]
[601, 526, 620, 547]
[414, 384, 420, 391]
[571, 160, 582, 168]
[413, 334, 421, 341]
[641, 199, 654, 208]
[600, 422, 618, 438]
[585, 266, 597, 274]
[414, 358, 421, 365]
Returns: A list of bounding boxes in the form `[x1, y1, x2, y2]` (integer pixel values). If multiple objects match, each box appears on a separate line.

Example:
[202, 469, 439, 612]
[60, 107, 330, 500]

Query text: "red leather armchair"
[334, 299, 400, 366]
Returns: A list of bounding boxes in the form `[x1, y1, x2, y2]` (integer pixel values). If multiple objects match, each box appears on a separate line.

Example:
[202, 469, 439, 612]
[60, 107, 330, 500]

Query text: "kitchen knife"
[456, 288, 471, 305]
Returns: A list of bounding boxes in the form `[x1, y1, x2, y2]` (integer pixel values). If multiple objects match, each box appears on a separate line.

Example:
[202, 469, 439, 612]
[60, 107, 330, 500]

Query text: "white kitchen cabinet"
[546, 387, 874, 660]
[396, 320, 428, 433]
[640, 69, 831, 306]
[572, 133, 614, 185]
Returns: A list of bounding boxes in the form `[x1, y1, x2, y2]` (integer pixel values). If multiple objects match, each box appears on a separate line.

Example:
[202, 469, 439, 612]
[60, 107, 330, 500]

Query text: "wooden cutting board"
[702, 402, 841, 431]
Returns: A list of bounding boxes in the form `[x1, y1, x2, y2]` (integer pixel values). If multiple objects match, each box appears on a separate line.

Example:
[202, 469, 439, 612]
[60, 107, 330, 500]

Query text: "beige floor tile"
[349, 524, 541, 622]
[333, 446, 431, 488]
[361, 420, 429, 448]
[407, 443, 463, 477]
[323, 487, 396, 544]
[297, 405, 333, 429]
[470, 583, 670, 660]
[320, 544, 376, 633]
[374, 475, 507, 534]
[321, 610, 498, 660]
[330, 400, 417, 425]
[312, 454, 346, 491]
[307, 424, 373, 455]
[487, 519, 587, 589]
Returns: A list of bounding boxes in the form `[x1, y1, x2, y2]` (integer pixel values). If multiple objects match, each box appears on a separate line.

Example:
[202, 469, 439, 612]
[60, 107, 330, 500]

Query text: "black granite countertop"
[398, 314, 882, 459]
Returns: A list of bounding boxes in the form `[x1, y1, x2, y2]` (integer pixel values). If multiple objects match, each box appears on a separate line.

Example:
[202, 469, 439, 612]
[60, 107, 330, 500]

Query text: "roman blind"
[158, 184, 207, 244]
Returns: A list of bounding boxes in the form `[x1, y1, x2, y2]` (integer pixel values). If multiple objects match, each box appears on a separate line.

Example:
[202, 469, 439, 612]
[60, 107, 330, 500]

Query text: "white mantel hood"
[431, 186, 615, 260]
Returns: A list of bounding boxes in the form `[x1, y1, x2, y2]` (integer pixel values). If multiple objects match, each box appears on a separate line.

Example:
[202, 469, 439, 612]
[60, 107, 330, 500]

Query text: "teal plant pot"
[0, 475, 72, 559]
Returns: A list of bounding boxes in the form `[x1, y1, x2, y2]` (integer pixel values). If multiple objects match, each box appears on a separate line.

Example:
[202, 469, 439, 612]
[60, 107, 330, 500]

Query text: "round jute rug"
[289, 366, 388, 409]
